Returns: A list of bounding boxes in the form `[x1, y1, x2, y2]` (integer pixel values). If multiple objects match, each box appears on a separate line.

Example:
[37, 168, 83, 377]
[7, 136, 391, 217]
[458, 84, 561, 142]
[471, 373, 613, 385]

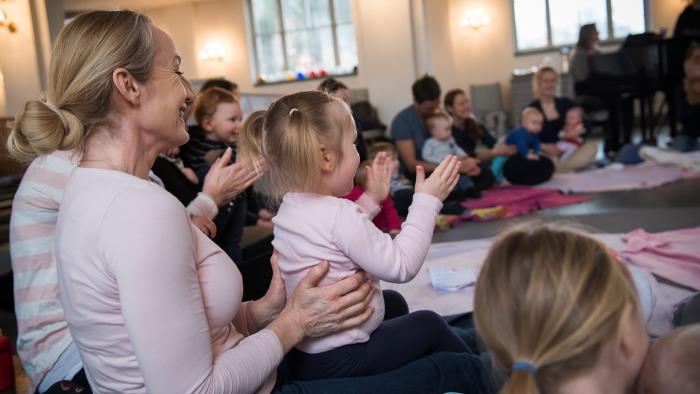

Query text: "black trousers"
[503, 154, 554, 186]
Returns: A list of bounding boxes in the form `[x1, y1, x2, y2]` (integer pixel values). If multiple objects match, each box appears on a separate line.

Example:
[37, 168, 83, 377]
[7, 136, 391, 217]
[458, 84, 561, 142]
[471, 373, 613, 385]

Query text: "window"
[248, 0, 358, 84]
[512, 0, 648, 52]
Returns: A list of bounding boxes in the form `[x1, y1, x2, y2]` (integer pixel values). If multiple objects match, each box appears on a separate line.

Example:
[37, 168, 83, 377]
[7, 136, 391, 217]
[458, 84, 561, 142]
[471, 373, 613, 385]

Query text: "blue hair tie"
[511, 361, 538, 375]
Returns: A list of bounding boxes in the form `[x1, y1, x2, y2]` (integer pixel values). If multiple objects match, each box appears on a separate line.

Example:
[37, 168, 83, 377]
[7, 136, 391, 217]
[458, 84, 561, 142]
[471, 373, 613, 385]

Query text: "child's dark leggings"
[287, 310, 469, 381]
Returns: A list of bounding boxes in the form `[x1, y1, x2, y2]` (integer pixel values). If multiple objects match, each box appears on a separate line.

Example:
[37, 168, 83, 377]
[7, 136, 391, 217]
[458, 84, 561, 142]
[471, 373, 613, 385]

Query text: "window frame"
[510, 0, 652, 56]
[246, 0, 358, 86]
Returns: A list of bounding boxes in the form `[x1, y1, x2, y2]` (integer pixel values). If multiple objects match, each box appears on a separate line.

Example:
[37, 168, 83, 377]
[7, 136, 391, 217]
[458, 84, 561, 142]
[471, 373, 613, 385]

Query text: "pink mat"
[461, 185, 590, 220]
[382, 231, 698, 337]
[538, 163, 688, 193]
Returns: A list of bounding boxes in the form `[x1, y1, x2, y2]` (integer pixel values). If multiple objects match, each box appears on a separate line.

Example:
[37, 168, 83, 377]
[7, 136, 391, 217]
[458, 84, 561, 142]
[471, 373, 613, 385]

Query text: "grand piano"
[574, 34, 694, 151]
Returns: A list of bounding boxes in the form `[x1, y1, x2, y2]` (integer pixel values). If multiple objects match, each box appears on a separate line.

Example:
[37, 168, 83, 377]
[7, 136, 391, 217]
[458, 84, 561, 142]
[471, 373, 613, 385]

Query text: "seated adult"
[528, 66, 598, 171]
[8, 10, 499, 393]
[570, 24, 633, 151]
[443, 88, 515, 162]
[474, 224, 649, 393]
[390, 75, 483, 186]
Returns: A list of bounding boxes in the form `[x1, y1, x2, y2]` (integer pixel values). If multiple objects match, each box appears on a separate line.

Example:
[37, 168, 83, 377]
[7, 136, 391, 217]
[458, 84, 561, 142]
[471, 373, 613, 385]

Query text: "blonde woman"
[528, 66, 598, 171]
[474, 224, 649, 393]
[9, 10, 500, 394]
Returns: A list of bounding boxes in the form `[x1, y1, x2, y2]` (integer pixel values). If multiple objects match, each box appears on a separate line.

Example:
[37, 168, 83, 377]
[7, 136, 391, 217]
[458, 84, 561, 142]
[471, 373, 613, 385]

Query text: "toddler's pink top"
[272, 192, 441, 353]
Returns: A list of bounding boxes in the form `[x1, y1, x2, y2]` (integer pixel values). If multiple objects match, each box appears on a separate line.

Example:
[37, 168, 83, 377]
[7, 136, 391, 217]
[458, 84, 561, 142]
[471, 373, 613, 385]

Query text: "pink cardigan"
[56, 167, 282, 393]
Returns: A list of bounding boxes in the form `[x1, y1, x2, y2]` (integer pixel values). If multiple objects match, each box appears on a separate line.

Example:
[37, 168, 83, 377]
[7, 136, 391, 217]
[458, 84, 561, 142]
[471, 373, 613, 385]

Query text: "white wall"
[0, 0, 45, 116]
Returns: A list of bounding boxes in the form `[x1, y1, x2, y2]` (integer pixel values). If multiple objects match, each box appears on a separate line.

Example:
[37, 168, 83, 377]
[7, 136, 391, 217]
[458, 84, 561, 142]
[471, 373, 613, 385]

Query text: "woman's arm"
[395, 139, 438, 174]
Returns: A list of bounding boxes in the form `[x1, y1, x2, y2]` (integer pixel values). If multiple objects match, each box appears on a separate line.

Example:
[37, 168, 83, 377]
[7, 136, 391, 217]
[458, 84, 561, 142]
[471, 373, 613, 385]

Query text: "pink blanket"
[539, 163, 687, 193]
[621, 227, 700, 291]
[461, 185, 590, 220]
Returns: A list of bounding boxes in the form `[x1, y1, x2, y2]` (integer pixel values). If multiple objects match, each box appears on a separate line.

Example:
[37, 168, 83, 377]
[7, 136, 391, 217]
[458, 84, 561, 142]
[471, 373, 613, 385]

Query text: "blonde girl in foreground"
[474, 224, 649, 394]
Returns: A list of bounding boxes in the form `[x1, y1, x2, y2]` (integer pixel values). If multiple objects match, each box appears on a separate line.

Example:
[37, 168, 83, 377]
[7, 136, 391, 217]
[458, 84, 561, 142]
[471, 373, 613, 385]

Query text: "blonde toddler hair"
[474, 223, 640, 394]
[425, 110, 453, 135]
[7, 10, 156, 162]
[257, 90, 353, 205]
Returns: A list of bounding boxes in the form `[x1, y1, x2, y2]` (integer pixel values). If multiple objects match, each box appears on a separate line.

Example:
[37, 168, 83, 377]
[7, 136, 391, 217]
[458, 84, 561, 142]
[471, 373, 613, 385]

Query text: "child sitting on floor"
[556, 106, 586, 163]
[254, 90, 467, 381]
[368, 142, 413, 217]
[636, 324, 700, 394]
[499, 107, 554, 185]
[422, 111, 479, 198]
[345, 159, 402, 237]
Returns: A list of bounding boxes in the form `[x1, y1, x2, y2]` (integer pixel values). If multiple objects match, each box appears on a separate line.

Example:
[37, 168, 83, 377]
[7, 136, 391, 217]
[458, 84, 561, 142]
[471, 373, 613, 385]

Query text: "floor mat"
[538, 163, 691, 193]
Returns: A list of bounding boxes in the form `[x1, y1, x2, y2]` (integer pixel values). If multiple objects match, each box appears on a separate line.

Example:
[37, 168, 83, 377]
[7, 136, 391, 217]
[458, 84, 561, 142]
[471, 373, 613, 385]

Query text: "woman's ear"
[112, 67, 141, 106]
[319, 144, 336, 173]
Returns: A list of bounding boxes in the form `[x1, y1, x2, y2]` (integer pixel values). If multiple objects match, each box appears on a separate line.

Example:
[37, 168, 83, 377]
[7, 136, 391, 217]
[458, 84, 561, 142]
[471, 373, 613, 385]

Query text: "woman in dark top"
[444, 89, 515, 161]
[527, 67, 598, 172]
[443, 89, 498, 191]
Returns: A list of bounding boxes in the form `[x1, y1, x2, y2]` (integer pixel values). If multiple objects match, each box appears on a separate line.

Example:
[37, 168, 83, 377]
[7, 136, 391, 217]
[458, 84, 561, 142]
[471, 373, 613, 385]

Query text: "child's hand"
[364, 152, 392, 205]
[415, 155, 460, 201]
[493, 143, 517, 157]
[258, 208, 274, 221]
[203, 147, 261, 207]
[527, 153, 540, 161]
[180, 167, 199, 184]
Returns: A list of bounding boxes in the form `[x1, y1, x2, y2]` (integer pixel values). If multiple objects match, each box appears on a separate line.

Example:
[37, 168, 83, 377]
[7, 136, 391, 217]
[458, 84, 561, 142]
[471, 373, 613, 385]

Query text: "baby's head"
[636, 324, 700, 394]
[368, 142, 400, 176]
[258, 90, 357, 204]
[474, 223, 648, 394]
[195, 87, 242, 143]
[521, 107, 544, 134]
[565, 106, 584, 127]
[426, 111, 453, 142]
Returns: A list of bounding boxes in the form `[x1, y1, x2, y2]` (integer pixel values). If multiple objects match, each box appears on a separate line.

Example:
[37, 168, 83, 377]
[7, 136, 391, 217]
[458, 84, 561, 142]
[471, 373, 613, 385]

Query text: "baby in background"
[636, 324, 700, 394]
[506, 107, 545, 161]
[344, 159, 402, 237]
[421, 111, 476, 197]
[556, 106, 585, 162]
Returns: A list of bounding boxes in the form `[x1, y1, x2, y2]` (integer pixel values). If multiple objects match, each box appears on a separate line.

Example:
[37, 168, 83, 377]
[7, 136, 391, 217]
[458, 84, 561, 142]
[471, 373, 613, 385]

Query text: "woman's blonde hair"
[474, 223, 640, 394]
[532, 66, 557, 99]
[258, 90, 352, 205]
[7, 10, 156, 162]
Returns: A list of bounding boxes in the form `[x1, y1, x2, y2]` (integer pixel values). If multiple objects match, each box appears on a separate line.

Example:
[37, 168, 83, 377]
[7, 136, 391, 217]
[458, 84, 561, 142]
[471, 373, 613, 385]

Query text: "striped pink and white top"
[10, 150, 219, 392]
[10, 150, 77, 393]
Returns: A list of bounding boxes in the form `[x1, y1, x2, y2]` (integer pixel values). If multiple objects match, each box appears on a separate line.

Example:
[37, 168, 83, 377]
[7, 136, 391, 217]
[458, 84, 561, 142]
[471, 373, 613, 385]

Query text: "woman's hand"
[364, 152, 393, 205]
[202, 147, 261, 207]
[492, 142, 517, 157]
[190, 215, 217, 238]
[414, 155, 461, 201]
[248, 252, 287, 332]
[266, 261, 374, 351]
[459, 156, 481, 176]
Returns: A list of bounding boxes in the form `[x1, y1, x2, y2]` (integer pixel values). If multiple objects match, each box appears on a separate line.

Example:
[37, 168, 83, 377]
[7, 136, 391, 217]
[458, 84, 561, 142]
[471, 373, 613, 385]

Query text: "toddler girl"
[255, 91, 468, 381]
[474, 224, 649, 394]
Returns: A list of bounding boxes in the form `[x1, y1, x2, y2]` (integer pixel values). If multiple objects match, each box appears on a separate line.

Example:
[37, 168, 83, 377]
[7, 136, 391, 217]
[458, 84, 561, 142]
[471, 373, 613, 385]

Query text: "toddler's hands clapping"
[414, 155, 460, 201]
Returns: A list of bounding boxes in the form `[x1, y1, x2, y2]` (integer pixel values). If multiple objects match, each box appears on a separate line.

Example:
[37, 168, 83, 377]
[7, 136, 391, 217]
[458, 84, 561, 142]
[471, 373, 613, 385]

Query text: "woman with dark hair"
[444, 89, 514, 162]
[570, 23, 599, 83]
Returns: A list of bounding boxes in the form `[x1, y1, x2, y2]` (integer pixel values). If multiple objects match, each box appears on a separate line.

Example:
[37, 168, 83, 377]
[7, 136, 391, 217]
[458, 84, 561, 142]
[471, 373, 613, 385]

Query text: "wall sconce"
[460, 9, 490, 31]
[0, 9, 18, 33]
[199, 41, 225, 62]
